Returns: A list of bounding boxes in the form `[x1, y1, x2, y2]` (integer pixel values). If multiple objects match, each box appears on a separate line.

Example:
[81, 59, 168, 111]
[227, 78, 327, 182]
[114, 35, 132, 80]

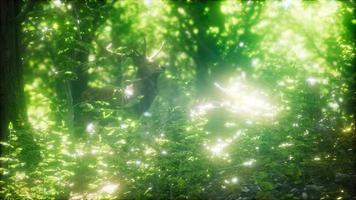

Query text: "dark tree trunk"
[344, 4, 356, 198]
[0, 0, 40, 171]
[69, 2, 108, 137]
[0, 0, 24, 158]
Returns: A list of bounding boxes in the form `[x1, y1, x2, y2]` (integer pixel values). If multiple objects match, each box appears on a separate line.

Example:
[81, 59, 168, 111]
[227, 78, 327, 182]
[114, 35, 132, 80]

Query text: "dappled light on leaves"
[0, 0, 355, 199]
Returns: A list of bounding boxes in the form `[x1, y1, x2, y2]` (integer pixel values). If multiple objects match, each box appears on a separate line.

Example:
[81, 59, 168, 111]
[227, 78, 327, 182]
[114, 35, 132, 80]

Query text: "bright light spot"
[207, 138, 232, 159]
[312, 63, 319, 69]
[52, 23, 59, 30]
[144, 147, 155, 155]
[306, 76, 317, 86]
[278, 142, 293, 148]
[41, 26, 48, 32]
[190, 102, 216, 118]
[15, 172, 26, 180]
[124, 84, 134, 98]
[86, 122, 95, 135]
[215, 79, 279, 118]
[75, 149, 85, 157]
[161, 150, 167, 155]
[144, 0, 152, 5]
[100, 183, 119, 194]
[342, 126, 352, 133]
[91, 148, 99, 155]
[143, 112, 152, 117]
[233, 131, 242, 139]
[210, 143, 226, 156]
[224, 122, 236, 127]
[282, 0, 292, 9]
[135, 160, 141, 165]
[328, 102, 339, 110]
[53, 0, 62, 7]
[88, 54, 95, 62]
[242, 159, 256, 167]
[231, 177, 238, 184]
[252, 59, 259, 67]
[239, 42, 244, 47]
[314, 157, 321, 161]
[120, 123, 128, 129]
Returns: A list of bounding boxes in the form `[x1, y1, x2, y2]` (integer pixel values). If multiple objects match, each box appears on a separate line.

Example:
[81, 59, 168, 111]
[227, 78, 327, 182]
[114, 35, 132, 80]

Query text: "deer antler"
[147, 41, 165, 62]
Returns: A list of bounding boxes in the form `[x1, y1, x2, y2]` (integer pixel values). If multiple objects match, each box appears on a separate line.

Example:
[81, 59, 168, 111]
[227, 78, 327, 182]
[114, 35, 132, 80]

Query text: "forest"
[0, 0, 355, 199]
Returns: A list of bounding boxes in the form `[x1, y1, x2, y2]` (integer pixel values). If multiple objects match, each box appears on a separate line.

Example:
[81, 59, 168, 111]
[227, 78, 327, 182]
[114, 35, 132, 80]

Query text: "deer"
[80, 40, 165, 121]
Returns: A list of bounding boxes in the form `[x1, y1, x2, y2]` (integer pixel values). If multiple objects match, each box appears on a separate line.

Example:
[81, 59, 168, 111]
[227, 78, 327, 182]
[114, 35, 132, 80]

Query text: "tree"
[0, 0, 40, 173]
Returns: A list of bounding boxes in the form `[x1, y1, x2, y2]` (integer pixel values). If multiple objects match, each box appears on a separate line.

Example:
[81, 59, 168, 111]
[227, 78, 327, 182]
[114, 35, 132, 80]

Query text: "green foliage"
[1, 0, 355, 199]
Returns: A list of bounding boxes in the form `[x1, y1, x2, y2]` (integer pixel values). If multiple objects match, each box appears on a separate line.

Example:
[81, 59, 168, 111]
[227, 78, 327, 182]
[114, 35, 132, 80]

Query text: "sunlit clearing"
[214, 79, 279, 118]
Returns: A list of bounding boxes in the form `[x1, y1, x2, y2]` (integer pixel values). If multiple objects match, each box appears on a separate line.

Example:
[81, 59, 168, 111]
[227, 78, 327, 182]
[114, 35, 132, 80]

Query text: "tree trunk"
[0, 0, 40, 171]
[0, 0, 24, 157]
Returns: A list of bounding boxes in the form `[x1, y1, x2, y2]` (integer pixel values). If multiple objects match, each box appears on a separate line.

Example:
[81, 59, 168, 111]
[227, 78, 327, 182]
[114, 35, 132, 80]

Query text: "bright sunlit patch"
[206, 136, 239, 160]
[306, 76, 317, 86]
[120, 123, 128, 129]
[281, 0, 292, 10]
[53, 0, 62, 7]
[214, 78, 279, 118]
[313, 157, 321, 161]
[242, 159, 256, 167]
[191, 76, 279, 120]
[210, 140, 227, 156]
[143, 111, 152, 117]
[278, 142, 293, 148]
[190, 102, 217, 118]
[231, 177, 238, 184]
[100, 183, 119, 194]
[252, 58, 259, 67]
[328, 102, 339, 111]
[15, 172, 27, 181]
[239, 42, 244, 47]
[143, 0, 152, 5]
[124, 84, 134, 98]
[86, 122, 96, 135]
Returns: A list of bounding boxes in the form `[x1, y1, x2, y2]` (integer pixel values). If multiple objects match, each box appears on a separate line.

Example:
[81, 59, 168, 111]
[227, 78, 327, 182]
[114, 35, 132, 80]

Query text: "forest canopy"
[0, 0, 355, 199]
